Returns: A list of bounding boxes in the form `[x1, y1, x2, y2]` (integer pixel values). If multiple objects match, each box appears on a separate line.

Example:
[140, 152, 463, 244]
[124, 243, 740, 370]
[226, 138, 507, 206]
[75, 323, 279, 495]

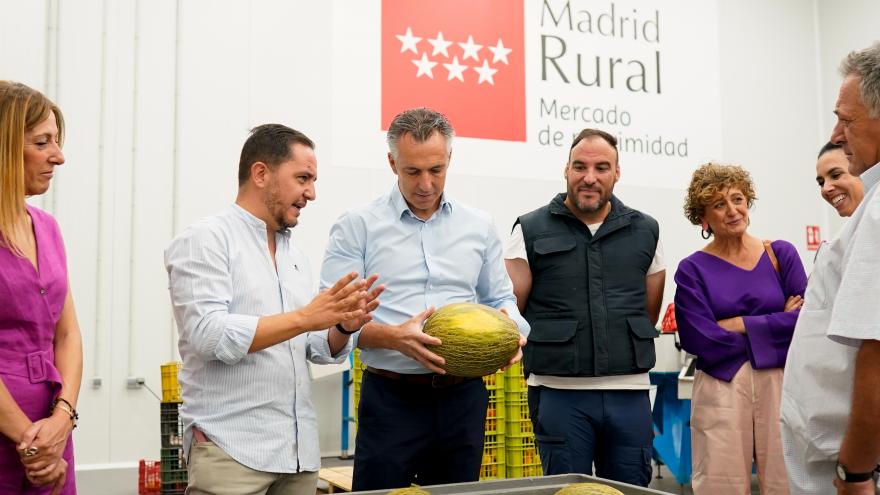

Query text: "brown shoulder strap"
[763, 240, 780, 273]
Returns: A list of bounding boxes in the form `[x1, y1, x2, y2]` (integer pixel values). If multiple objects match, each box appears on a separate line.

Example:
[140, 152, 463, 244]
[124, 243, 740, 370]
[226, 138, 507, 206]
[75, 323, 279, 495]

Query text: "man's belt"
[365, 366, 475, 388]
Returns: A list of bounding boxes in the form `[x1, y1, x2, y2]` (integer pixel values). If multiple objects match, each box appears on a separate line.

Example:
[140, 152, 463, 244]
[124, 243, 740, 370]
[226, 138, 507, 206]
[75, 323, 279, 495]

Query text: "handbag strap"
[763, 240, 780, 273]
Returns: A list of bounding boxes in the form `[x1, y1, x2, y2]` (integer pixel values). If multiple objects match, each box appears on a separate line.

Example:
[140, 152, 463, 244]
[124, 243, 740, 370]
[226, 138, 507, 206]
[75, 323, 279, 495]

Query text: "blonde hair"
[683, 162, 756, 226]
[0, 81, 65, 255]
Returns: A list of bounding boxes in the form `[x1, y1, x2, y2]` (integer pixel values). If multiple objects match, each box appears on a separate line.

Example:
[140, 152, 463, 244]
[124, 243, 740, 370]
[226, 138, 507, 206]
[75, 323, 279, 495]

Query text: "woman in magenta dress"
[0, 81, 82, 494]
[674, 164, 807, 495]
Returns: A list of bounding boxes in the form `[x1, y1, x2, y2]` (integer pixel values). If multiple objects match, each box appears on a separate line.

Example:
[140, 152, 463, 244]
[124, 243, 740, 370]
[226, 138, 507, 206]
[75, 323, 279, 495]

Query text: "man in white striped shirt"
[165, 124, 381, 495]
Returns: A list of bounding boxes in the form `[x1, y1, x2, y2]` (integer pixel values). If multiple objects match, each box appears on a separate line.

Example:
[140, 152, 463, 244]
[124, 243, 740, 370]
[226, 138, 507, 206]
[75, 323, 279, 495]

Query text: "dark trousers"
[352, 371, 489, 491]
[528, 386, 653, 486]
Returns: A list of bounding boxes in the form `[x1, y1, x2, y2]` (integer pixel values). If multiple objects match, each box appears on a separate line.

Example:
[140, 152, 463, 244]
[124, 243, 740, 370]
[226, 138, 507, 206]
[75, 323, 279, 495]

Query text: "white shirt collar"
[860, 162, 880, 193]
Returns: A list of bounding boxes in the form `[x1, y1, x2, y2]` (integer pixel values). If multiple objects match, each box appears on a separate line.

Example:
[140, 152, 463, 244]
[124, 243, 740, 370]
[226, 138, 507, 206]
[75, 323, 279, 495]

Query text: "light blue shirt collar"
[389, 182, 452, 220]
[860, 162, 880, 193]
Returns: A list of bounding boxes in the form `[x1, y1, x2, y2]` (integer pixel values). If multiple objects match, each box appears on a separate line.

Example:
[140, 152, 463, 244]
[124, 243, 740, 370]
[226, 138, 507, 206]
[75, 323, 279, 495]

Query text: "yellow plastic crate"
[352, 349, 364, 382]
[507, 462, 543, 478]
[506, 418, 533, 436]
[480, 433, 506, 480]
[352, 349, 363, 424]
[506, 433, 542, 478]
[505, 397, 529, 422]
[160, 362, 182, 403]
[483, 370, 505, 390]
[485, 402, 506, 436]
[503, 362, 527, 393]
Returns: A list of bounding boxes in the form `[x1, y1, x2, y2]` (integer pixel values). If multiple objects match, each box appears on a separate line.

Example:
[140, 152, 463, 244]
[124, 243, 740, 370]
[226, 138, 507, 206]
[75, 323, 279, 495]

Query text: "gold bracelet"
[51, 398, 78, 428]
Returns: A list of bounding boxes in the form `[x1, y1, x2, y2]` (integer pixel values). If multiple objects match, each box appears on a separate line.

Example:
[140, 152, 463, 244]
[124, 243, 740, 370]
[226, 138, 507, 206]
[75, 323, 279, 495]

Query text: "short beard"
[263, 181, 297, 231]
[568, 188, 610, 215]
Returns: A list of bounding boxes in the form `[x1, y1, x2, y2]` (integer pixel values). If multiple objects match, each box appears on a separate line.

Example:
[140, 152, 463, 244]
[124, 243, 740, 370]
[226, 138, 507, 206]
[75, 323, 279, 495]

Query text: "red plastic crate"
[139, 460, 161, 494]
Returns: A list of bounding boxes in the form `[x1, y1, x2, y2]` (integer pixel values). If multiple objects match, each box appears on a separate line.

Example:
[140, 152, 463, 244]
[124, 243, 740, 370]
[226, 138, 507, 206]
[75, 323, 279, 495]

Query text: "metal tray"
[349, 474, 674, 494]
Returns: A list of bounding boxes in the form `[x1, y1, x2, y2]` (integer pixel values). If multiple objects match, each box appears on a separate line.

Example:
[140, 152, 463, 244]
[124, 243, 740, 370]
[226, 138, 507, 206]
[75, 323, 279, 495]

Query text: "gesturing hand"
[299, 272, 370, 331]
[391, 307, 447, 374]
[338, 274, 385, 333]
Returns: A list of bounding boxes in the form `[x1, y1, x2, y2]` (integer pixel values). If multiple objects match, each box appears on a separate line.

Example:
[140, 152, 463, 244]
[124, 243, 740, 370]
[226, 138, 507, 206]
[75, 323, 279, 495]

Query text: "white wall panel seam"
[127, 0, 141, 377]
[91, 0, 109, 397]
[170, 0, 183, 358]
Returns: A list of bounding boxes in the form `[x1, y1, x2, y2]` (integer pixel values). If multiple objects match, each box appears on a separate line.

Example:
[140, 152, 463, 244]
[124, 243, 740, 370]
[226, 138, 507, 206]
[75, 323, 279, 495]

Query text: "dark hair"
[238, 124, 315, 186]
[386, 107, 454, 159]
[818, 141, 844, 159]
[569, 128, 618, 161]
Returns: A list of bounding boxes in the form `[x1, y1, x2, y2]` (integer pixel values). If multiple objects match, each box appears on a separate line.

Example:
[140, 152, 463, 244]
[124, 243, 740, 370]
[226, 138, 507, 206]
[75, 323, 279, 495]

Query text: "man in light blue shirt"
[320, 108, 529, 491]
[165, 124, 380, 495]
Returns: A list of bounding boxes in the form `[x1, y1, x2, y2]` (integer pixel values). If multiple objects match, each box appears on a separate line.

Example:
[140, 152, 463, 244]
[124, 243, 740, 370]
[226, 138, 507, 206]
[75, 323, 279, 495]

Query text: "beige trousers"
[691, 363, 789, 495]
[185, 441, 318, 495]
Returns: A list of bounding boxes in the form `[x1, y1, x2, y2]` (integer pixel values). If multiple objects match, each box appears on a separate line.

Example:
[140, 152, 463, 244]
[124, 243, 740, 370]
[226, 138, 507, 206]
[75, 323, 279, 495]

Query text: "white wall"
[816, 0, 880, 236]
[1, 0, 877, 485]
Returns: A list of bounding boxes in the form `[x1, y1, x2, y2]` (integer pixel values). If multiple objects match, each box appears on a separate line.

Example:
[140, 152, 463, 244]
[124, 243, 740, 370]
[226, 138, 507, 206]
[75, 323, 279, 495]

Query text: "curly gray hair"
[840, 41, 880, 118]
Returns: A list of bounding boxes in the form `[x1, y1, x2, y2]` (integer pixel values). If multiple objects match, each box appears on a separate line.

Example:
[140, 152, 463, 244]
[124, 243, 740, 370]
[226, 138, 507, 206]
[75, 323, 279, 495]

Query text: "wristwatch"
[835, 462, 879, 483]
[335, 323, 359, 335]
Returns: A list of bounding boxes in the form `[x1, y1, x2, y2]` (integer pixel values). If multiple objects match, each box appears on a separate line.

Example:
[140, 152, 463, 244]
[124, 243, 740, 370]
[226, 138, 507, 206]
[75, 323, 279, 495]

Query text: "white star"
[458, 35, 483, 61]
[412, 53, 437, 79]
[474, 60, 498, 85]
[443, 56, 468, 82]
[396, 27, 421, 54]
[427, 31, 453, 58]
[488, 38, 512, 65]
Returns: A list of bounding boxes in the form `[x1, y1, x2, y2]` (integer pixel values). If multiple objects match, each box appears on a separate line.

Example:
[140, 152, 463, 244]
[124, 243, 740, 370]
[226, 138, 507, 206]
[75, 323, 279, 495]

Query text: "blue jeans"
[528, 386, 653, 486]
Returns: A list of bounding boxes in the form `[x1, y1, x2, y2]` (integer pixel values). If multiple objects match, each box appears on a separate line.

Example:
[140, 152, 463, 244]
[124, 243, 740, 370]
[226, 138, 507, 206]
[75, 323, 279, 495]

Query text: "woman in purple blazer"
[674, 163, 807, 495]
[0, 81, 82, 495]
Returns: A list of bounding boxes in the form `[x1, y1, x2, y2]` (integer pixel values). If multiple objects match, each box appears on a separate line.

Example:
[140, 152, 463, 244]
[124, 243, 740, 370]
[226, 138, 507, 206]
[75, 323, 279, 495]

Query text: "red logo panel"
[382, 0, 526, 141]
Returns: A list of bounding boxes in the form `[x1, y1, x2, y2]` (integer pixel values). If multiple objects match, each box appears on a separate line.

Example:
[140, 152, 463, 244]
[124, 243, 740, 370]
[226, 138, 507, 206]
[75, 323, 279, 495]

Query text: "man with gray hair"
[781, 42, 880, 495]
[320, 107, 528, 491]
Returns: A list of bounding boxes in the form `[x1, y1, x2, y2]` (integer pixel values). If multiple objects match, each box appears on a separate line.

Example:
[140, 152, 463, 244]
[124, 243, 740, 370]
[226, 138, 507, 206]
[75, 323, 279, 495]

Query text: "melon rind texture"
[422, 302, 521, 377]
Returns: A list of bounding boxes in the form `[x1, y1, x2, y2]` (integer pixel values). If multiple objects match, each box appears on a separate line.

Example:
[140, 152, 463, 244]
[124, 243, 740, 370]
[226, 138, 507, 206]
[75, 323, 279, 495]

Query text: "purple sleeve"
[741, 241, 808, 369]
[674, 257, 747, 381]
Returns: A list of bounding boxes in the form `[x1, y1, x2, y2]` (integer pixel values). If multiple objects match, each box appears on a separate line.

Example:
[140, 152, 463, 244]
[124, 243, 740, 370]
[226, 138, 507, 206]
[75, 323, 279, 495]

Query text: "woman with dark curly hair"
[674, 163, 807, 494]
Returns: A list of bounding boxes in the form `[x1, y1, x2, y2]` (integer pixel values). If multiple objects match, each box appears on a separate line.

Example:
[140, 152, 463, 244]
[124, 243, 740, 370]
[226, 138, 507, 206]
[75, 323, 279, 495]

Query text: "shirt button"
[40, 288, 46, 295]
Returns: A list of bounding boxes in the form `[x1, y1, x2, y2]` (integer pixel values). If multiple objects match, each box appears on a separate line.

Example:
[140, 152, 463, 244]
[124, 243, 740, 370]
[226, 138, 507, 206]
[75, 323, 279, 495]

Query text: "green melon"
[386, 488, 430, 495]
[422, 302, 521, 377]
[554, 482, 625, 495]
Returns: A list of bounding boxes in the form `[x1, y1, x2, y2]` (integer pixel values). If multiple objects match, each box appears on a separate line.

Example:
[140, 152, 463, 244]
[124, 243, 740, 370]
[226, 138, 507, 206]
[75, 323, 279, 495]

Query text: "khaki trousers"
[691, 363, 789, 495]
[185, 441, 318, 495]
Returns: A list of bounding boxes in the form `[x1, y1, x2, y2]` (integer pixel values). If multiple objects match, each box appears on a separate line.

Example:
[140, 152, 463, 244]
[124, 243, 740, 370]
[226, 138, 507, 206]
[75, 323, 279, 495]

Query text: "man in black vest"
[504, 128, 665, 486]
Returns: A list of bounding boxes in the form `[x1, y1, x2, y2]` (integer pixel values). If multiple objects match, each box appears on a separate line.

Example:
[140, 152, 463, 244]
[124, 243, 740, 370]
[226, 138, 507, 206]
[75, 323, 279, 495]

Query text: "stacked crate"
[503, 362, 542, 477]
[352, 349, 363, 425]
[159, 362, 187, 495]
[138, 460, 161, 494]
[479, 370, 506, 480]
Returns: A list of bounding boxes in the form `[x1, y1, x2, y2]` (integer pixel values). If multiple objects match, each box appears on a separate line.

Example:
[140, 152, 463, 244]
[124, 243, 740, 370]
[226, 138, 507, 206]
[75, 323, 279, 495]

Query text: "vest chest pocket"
[627, 316, 657, 370]
[524, 320, 578, 375]
[531, 236, 578, 279]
